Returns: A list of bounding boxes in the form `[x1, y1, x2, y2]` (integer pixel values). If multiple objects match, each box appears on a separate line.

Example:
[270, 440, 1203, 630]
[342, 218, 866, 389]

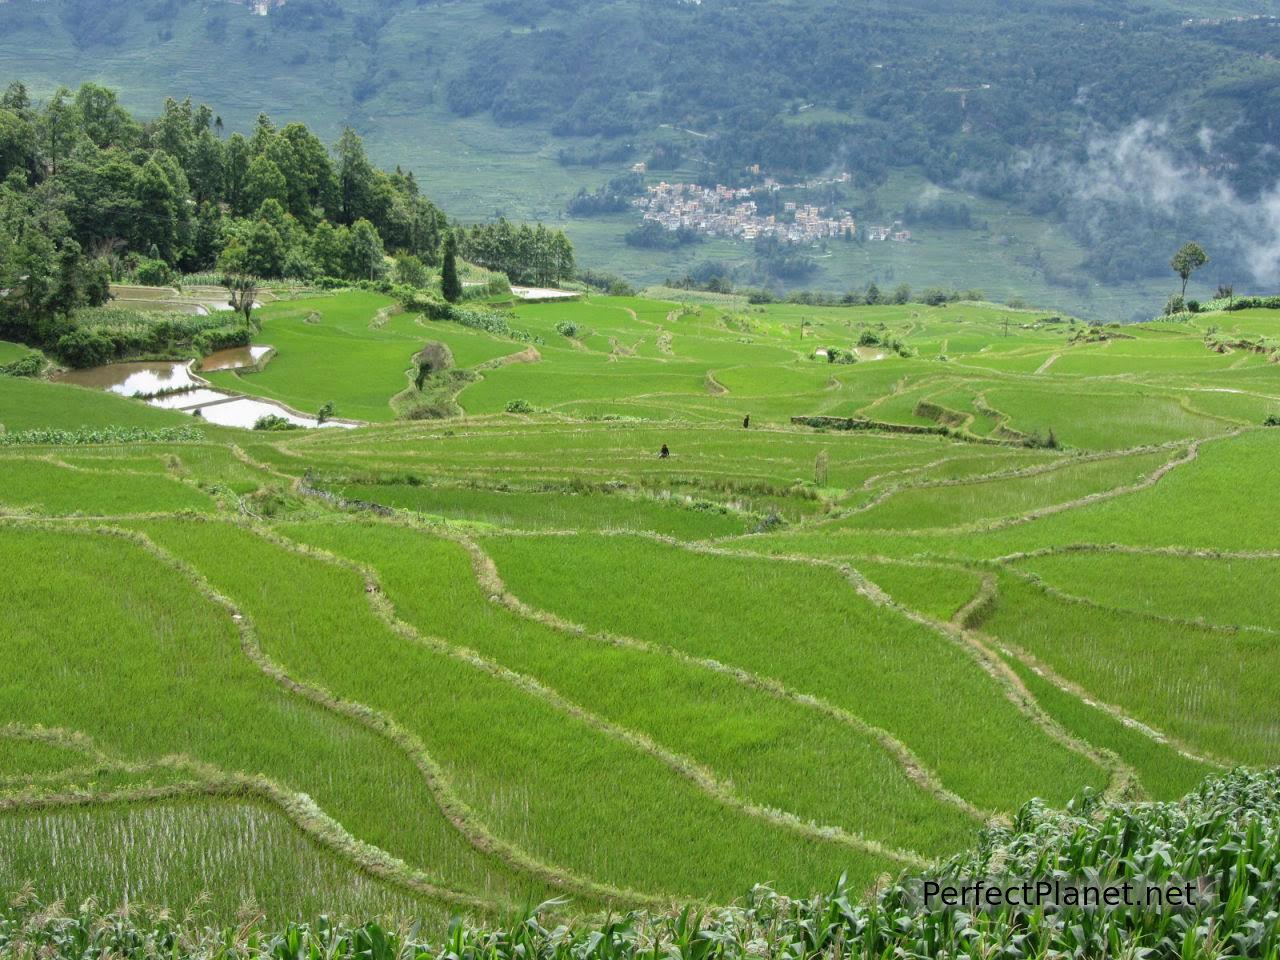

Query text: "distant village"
[630, 168, 911, 246]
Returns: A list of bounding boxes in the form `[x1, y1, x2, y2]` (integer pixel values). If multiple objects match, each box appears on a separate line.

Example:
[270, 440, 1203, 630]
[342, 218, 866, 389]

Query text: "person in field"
[743, 414, 750, 429]
[659, 443, 670, 459]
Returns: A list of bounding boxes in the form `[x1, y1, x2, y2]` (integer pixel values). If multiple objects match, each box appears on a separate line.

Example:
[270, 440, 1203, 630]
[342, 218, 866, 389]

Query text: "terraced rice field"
[1, 291, 1277, 927]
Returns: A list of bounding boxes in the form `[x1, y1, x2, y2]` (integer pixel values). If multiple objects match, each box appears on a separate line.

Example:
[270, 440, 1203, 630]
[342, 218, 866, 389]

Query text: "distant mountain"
[3, 0, 1279, 314]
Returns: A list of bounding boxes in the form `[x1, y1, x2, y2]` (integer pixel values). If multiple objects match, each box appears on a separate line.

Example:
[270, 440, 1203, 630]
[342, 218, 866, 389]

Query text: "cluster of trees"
[625, 221, 702, 250]
[455, 220, 575, 287]
[566, 173, 645, 216]
[0, 80, 449, 297]
[0, 80, 580, 354]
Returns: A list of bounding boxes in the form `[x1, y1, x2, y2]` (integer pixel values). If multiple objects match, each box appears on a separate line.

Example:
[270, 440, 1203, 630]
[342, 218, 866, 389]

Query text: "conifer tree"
[441, 230, 462, 302]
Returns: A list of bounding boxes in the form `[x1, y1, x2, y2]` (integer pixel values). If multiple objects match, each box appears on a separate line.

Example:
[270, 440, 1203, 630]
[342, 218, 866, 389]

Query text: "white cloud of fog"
[1024, 119, 1280, 289]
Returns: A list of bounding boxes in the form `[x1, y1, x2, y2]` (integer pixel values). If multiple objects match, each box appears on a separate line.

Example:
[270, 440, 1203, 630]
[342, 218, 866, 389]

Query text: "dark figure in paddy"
[743, 414, 751, 429]
[659, 443, 670, 459]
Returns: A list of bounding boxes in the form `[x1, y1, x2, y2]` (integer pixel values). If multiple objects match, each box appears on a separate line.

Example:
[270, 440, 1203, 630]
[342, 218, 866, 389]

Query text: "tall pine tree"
[441, 230, 462, 302]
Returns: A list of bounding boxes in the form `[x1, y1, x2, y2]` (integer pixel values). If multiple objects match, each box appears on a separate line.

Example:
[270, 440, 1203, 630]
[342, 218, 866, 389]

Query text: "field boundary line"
[31, 520, 553, 912]
[255, 525, 930, 870]
[617, 533, 1136, 802]
[0, 527, 505, 912]
[881, 554, 1229, 773]
[456, 534, 993, 824]
[998, 562, 1280, 639]
[229, 522, 690, 908]
[824, 433, 1235, 538]
[968, 595, 1230, 770]
[997, 542, 1280, 563]
[813, 442, 1180, 529]
[1033, 353, 1061, 375]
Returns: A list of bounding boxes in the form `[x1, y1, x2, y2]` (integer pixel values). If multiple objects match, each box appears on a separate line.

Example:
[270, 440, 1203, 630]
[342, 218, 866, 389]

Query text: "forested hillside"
[2, 0, 1278, 315]
[0, 82, 575, 367]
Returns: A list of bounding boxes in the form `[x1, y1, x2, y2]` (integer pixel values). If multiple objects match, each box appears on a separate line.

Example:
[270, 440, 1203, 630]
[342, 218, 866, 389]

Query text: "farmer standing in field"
[743, 414, 751, 429]
[659, 443, 670, 459]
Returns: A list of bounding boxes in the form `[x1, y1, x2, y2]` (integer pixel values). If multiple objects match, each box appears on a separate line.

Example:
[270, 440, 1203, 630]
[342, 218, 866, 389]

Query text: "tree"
[309, 221, 349, 277]
[0, 109, 34, 181]
[441, 230, 463, 302]
[414, 341, 453, 390]
[344, 218, 385, 280]
[39, 87, 79, 177]
[216, 242, 260, 327]
[892, 283, 911, 305]
[243, 155, 288, 214]
[1171, 242, 1208, 301]
[865, 281, 882, 305]
[394, 252, 429, 287]
[226, 219, 288, 279]
[334, 127, 375, 225]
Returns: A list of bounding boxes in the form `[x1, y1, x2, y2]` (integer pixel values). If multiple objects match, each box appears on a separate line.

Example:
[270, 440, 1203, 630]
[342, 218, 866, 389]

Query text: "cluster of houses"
[633, 181, 911, 245]
[868, 222, 913, 242]
[637, 183, 865, 244]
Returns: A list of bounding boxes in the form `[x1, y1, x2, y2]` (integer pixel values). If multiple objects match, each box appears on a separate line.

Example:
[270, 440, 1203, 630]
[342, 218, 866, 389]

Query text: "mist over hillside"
[3, 0, 1279, 315]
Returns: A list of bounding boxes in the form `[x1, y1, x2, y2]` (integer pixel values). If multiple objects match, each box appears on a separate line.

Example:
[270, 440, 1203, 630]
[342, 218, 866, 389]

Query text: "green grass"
[0, 522, 530, 908]
[0, 800, 452, 923]
[327, 483, 756, 537]
[1015, 551, 1280, 632]
[0, 341, 35, 365]
[983, 573, 1280, 766]
[276, 520, 981, 860]
[203, 294, 493, 422]
[0, 375, 192, 432]
[1000, 657, 1216, 801]
[0, 458, 216, 515]
[482, 533, 1109, 812]
[831, 449, 1174, 531]
[138, 518, 892, 903]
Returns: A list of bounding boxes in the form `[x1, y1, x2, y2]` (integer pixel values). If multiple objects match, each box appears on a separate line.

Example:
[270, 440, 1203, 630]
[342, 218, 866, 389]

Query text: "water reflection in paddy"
[192, 398, 355, 429]
[199, 345, 272, 372]
[54, 361, 199, 396]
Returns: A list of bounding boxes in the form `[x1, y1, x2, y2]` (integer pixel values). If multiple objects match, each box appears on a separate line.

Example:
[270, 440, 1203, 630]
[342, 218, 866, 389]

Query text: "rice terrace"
[4, 272, 1280, 948]
[3, 56, 1280, 955]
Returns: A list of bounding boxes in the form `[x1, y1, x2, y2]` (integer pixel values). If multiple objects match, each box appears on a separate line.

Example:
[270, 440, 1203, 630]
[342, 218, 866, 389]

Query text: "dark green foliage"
[0, 352, 43, 377]
[625, 221, 701, 250]
[457, 220, 574, 286]
[253, 414, 302, 431]
[441, 232, 463, 303]
[0, 82, 452, 338]
[442, 306, 542, 345]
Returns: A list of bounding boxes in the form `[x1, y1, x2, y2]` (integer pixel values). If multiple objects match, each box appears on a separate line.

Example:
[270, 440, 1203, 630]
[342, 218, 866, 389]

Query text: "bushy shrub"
[403, 399, 455, 419]
[55, 328, 114, 368]
[1264, 414, 1280, 426]
[1225, 295, 1280, 311]
[193, 325, 251, 355]
[0, 353, 45, 377]
[555, 320, 579, 337]
[253, 414, 302, 431]
[133, 257, 177, 287]
[505, 398, 534, 413]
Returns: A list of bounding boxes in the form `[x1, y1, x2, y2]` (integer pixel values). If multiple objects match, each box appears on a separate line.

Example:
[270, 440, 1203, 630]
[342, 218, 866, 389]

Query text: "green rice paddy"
[1, 288, 1277, 928]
